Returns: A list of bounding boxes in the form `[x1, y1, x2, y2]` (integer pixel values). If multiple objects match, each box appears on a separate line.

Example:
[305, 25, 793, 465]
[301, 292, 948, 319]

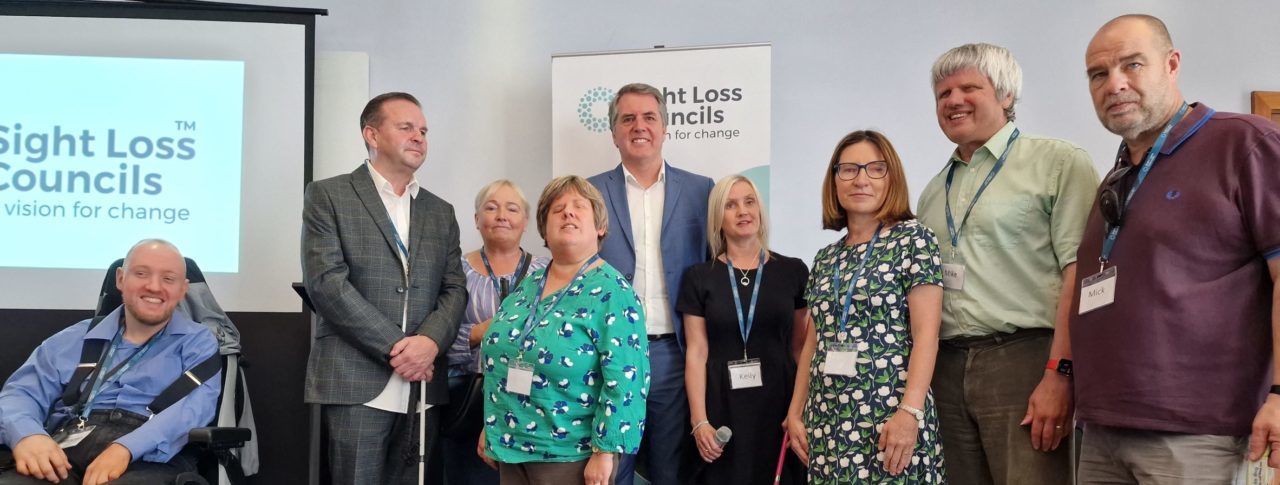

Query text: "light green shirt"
[916, 122, 1099, 338]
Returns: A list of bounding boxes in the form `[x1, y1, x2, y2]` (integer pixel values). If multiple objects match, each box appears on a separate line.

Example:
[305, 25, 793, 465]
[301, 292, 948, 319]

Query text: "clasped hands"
[389, 335, 439, 382]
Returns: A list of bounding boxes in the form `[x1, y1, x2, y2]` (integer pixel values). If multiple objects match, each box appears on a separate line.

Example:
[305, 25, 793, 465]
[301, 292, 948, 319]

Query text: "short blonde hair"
[821, 130, 914, 231]
[473, 179, 531, 215]
[707, 175, 769, 258]
[536, 176, 609, 245]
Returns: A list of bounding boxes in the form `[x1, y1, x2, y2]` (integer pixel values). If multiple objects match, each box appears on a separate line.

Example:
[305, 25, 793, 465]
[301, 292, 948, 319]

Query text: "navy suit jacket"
[588, 162, 714, 347]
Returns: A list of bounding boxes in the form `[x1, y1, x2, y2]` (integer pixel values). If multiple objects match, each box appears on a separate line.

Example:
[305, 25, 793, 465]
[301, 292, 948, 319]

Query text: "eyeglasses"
[832, 161, 889, 181]
[1098, 164, 1133, 228]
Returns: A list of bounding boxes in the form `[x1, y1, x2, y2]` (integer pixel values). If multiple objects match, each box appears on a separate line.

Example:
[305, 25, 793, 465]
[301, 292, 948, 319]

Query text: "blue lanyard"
[833, 223, 883, 335]
[726, 250, 766, 359]
[944, 128, 1020, 254]
[80, 325, 161, 420]
[382, 205, 410, 262]
[517, 254, 600, 356]
[480, 248, 527, 299]
[1100, 103, 1191, 265]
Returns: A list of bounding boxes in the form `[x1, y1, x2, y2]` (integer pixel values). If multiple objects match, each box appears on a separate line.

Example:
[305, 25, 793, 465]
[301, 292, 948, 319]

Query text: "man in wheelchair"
[0, 239, 221, 485]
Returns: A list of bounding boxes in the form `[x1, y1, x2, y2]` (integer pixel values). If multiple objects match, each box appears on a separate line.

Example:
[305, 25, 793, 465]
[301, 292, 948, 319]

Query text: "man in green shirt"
[916, 43, 1099, 485]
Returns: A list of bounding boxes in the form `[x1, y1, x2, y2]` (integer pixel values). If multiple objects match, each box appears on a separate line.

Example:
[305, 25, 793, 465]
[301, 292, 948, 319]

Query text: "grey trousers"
[933, 329, 1071, 485]
[323, 403, 442, 485]
[1077, 423, 1247, 485]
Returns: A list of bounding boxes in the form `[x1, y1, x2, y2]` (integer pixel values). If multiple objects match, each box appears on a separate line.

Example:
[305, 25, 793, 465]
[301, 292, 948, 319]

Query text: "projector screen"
[0, 4, 319, 312]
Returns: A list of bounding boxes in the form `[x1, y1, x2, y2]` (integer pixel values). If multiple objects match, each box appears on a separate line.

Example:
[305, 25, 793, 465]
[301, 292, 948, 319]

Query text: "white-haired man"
[916, 43, 1098, 484]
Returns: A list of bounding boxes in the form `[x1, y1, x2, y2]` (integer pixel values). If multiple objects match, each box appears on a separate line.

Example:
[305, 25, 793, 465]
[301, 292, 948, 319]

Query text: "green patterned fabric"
[481, 262, 650, 464]
[803, 220, 946, 483]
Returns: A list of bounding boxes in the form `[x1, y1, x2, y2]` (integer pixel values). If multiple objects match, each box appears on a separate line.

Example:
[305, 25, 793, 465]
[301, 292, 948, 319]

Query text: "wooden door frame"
[1252, 91, 1280, 125]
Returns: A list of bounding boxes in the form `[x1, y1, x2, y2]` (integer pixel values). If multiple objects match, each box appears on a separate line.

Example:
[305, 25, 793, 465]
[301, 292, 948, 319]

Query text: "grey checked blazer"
[301, 163, 467, 406]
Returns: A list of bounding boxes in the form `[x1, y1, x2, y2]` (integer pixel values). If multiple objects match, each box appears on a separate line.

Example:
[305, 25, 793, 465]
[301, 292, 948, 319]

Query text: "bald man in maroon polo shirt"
[1072, 14, 1280, 484]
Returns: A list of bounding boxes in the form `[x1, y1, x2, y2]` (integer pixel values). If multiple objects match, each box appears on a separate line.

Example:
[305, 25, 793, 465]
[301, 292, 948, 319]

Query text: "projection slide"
[0, 53, 244, 272]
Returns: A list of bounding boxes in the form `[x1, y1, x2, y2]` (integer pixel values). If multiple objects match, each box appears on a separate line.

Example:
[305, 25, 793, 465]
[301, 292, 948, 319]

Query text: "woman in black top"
[678, 174, 808, 484]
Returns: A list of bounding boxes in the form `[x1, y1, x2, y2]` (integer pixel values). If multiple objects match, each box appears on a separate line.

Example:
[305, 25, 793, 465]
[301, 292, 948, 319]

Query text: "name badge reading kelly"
[824, 343, 859, 376]
[506, 361, 534, 396]
[1078, 266, 1118, 314]
[942, 263, 966, 291]
[728, 359, 763, 389]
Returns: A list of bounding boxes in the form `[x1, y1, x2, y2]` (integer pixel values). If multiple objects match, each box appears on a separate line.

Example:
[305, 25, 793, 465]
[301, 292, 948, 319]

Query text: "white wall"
[283, 0, 1280, 262]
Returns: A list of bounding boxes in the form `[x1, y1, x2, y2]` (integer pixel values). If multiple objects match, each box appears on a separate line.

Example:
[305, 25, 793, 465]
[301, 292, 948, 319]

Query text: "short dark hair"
[359, 92, 421, 150]
[608, 83, 667, 131]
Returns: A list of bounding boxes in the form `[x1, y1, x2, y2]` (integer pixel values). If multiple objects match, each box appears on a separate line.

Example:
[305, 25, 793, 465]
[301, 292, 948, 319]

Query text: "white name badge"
[506, 361, 534, 396]
[824, 343, 858, 376]
[1079, 266, 1118, 314]
[727, 358, 763, 389]
[942, 263, 965, 290]
[54, 424, 95, 449]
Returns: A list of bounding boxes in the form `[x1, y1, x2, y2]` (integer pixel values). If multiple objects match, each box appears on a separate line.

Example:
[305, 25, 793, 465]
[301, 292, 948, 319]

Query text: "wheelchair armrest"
[188, 426, 251, 450]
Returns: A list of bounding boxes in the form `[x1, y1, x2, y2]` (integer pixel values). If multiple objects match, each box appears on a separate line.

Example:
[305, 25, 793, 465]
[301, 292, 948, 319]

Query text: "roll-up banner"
[551, 43, 771, 198]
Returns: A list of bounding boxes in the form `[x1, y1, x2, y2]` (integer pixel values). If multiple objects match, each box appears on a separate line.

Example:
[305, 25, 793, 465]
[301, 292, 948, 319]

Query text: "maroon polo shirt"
[1071, 103, 1280, 436]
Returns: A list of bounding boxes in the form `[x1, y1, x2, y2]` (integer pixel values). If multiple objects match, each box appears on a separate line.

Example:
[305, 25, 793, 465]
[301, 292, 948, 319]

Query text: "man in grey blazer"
[302, 92, 467, 485]
[589, 82, 714, 485]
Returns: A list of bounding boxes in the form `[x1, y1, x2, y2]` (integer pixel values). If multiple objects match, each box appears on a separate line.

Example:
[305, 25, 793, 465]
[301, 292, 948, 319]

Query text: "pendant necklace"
[727, 255, 752, 286]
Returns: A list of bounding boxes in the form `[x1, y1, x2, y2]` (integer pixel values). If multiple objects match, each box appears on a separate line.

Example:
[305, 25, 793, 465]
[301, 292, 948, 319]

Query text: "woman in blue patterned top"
[443, 180, 548, 485]
[785, 130, 946, 483]
[479, 176, 649, 485]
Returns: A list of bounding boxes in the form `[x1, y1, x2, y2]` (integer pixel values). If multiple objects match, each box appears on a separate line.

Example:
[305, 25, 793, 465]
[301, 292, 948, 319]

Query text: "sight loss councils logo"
[578, 87, 614, 133]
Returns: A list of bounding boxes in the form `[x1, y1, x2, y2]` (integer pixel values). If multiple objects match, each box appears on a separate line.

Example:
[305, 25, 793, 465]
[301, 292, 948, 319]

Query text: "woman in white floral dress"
[785, 130, 946, 484]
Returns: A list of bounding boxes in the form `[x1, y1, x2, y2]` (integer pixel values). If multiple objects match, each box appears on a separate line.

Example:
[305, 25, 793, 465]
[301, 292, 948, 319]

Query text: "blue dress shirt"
[0, 306, 221, 463]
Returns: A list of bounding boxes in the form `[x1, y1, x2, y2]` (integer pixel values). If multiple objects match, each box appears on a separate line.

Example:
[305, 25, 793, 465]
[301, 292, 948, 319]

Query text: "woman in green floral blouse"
[478, 176, 650, 485]
[785, 130, 946, 483]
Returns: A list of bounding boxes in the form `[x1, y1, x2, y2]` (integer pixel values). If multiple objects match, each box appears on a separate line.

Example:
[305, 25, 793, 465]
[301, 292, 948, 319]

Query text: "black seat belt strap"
[147, 354, 222, 415]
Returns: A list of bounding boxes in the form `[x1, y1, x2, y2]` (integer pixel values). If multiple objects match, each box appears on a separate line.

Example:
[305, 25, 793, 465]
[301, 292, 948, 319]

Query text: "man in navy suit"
[588, 83, 714, 485]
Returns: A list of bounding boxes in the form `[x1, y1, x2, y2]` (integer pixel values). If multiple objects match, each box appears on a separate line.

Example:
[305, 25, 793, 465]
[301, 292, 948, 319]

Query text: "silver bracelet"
[690, 420, 710, 435]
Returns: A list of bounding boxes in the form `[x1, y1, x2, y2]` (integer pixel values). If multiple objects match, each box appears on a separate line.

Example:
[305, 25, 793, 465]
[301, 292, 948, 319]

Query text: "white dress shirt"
[364, 160, 424, 414]
[623, 163, 674, 336]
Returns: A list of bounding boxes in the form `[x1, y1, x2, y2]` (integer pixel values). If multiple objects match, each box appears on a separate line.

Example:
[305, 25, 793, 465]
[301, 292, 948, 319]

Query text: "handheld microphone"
[714, 426, 732, 447]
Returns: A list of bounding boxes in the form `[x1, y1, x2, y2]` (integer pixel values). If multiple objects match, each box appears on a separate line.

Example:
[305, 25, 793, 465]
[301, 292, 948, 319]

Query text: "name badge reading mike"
[1078, 266, 1117, 314]
[824, 342, 859, 376]
[506, 361, 534, 396]
[942, 263, 965, 290]
[727, 358, 763, 389]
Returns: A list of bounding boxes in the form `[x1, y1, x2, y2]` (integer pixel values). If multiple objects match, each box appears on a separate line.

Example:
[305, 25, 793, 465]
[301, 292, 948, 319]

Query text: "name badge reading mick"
[942, 263, 965, 290]
[728, 359, 763, 389]
[1078, 266, 1117, 314]
[825, 343, 858, 376]
[506, 361, 534, 396]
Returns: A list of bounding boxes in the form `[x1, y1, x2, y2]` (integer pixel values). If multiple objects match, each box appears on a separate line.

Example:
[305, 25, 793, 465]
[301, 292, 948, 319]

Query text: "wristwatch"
[1046, 358, 1073, 377]
[899, 404, 925, 429]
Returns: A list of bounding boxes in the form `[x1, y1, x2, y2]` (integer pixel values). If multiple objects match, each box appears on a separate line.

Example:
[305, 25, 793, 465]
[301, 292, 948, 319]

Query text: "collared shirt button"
[396, 286, 406, 294]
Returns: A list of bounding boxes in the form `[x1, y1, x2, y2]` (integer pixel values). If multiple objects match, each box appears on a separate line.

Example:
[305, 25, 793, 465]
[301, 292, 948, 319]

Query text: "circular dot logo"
[578, 87, 615, 133]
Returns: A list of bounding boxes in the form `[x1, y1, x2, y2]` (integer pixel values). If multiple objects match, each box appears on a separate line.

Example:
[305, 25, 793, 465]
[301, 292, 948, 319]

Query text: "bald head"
[1094, 14, 1173, 53]
[124, 238, 186, 277]
[1086, 13, 1184, 151]
[117, 238, 189, 334]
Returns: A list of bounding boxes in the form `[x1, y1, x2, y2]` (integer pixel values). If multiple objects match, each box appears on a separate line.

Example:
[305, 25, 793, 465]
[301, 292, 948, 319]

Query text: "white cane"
[419, 379, 427, 485]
